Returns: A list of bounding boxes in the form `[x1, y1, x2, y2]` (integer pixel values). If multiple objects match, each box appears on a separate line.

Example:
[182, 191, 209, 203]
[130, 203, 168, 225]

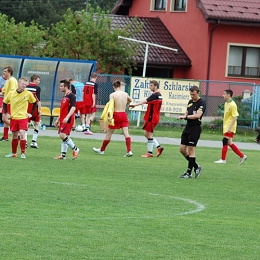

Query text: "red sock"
[12, 138, 19, 154]
[101, 140, 110, 151]
[230, 144, 243, 157]
[3, 127, 9, 139]
[20, 139, 26, 154]
[125, 137, 131, 153]
[221, 145, 228, 160]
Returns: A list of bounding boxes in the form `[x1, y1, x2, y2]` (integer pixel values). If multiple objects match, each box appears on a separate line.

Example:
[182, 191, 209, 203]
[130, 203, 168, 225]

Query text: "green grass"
[0, 133, 259, 259]
[40, 117, 258, 143]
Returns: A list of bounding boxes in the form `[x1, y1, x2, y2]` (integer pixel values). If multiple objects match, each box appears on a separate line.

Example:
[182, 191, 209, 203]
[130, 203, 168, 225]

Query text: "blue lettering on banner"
[164, 81, 191, 91]
[134, 79, 161, 89]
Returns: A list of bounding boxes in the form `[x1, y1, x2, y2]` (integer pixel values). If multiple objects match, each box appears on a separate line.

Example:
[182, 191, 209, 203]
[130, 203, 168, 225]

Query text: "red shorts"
[10, 118, 28, 132]
[76, 101, 85, 115]
[58, 123, 73, 135]
[0, 98, 3, 107]
[142, 121, 157, 133]
[224, 132, 234, 138]
[84, 105, 96, 114]
[2, 104, 11, 114]
[28, 110, 40, 123]
[109, 112, 129, 129]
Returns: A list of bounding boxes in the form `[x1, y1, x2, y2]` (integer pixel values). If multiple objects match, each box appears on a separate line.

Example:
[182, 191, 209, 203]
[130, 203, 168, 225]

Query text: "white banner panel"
[130, 77, 200, 114]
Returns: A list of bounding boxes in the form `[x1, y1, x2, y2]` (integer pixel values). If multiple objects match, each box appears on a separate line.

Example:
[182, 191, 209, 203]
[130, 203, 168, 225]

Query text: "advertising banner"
[130, 77, 200, 114]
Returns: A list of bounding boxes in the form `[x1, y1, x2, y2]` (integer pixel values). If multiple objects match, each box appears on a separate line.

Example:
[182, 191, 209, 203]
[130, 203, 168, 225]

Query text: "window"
[228, 45, 260, 78]
[152, 0, 167, 11]
[171, 0, 187, 11]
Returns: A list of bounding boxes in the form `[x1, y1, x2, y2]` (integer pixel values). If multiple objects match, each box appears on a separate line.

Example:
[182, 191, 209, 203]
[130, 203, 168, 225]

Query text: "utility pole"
[118, 36, 178, 126]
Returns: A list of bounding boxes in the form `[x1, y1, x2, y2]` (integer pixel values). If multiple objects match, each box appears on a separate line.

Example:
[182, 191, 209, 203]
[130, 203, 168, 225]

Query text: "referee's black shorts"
[181, 124, 202, 147]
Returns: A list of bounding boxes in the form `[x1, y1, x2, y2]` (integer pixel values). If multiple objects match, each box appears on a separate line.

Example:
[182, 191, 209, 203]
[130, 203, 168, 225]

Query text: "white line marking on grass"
[44, 181, 206, 220]
[148, 193, 205, 215]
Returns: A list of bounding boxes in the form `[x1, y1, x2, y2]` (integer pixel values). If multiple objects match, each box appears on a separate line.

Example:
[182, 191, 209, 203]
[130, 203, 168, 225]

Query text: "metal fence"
[199, 80, 260, 128]
[40, 73, 260, 128]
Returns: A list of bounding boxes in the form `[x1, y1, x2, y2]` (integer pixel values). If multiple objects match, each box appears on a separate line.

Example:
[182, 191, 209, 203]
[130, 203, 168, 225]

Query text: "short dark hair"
[4, 66, 14, 76]
[150, 80, 159, 88]
[224, 89, 233, 97]
[30, 74, 40, 82]
[60, 79, 70, 89]
[189, 85, 200, 93]
[113, 80, 121, 89]
[90, 73, 98, 79]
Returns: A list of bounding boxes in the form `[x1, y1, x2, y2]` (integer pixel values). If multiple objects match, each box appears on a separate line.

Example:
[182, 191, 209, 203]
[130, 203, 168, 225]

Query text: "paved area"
[27, 129, 260, 151]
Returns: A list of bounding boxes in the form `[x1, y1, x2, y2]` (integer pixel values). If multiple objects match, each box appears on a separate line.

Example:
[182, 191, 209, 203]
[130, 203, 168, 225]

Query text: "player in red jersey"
[54, 79, 80, 160]
[83, 72, 98, 134]
[129, 80, 164, 158]
[69, 78, 85, 130]
[26, 74, 42, 148]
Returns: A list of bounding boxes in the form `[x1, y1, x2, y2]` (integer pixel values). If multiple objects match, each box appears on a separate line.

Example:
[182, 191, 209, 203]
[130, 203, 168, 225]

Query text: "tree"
[0, 0, 118, 27]
[43, 7, 143, 74]
[0, 14, 46, 56]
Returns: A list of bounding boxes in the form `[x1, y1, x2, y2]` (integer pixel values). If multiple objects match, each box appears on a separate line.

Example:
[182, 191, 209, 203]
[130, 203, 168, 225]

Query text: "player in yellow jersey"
[214, 89, 247, 165]
[0, 66, 18, 141]
[3, 77, 37, 159]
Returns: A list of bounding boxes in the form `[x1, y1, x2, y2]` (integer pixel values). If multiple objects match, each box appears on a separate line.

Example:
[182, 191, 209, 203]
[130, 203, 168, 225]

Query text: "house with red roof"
[112, 0, 260, 84]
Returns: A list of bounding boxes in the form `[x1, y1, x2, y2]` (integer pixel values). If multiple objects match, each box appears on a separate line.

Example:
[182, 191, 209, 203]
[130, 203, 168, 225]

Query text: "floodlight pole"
[118, 36, 178, 126]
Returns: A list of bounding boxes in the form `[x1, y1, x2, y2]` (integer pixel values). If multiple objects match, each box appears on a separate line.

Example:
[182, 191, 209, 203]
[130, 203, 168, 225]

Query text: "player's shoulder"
[67, 91, 76, 98]
[198, 97, 206, 104]
[85, 81, 95, 86]
[9, 77, 18, 83]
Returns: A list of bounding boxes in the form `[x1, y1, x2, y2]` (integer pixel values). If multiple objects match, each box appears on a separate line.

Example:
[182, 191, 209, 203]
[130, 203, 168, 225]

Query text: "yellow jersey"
[3, 89, 36, 120]
[2, 77, 18, 97]
[223, 99, 239, 134]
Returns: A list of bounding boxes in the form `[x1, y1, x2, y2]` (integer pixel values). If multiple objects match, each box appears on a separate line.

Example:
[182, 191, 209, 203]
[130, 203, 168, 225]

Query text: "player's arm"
[83, 86, 87, 103]
[92, 93, 96, 107]
[63, 106, 76, 124]
[36, 88, 42, 115]
[3, 102, 9, 117]
[54, 116, 60, 127]
[63, 95, 76, 123]
[28, 102, 37, 118]
[92, 83, 98, 107]
[127, 95, 132, 104]
[178, 100, 189, 120]
[3, 92, 11, 114]
[37, 101, 42, 115]
[185, 110, 203, 120]
[71, 85, 76, 95]
[228, 116, 238, 132]
[178, 111, 188, 120]
[2, 81, 7, 96]
[129, 99, 147, 108]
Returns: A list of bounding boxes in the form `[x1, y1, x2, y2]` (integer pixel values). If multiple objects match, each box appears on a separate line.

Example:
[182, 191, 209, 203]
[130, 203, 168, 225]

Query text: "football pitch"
[0, 136, 259, 260]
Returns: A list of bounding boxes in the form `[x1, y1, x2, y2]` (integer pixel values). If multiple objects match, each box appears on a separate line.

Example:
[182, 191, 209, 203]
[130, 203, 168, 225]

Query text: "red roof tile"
[196, 0, 260, 25]
[111, 15, 191, 66]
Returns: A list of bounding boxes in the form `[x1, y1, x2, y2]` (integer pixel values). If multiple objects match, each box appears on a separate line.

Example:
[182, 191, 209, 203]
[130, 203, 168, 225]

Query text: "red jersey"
[26, 83, 40, 113]
[144, 91, 163, 124]
[83, 81, 98, 106]
[59, 91, 76, 124]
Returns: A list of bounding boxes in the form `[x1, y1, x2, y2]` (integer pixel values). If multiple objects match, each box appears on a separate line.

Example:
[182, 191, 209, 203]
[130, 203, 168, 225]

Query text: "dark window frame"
[154, 0, 167, 10]
[173, 0, 187, 11]
[228, 45, 260, 78]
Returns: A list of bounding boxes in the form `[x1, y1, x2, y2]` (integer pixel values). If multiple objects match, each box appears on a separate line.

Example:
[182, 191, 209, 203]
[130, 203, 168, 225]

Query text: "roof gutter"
[207, 20, 220, 80]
